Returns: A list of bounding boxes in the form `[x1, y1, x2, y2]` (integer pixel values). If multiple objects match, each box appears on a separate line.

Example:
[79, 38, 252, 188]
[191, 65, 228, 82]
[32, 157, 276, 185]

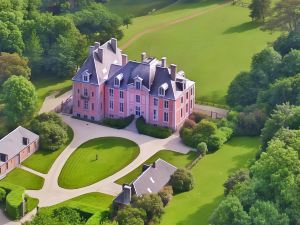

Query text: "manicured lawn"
[105, 0, 176, 17]
[41, 192, 113, 215]
[116, 149, 197, 185]
[26, 196, 39, 212]
[32, 76, 72, 111]
[160, 137, 260, 225]
[120, 0, 278, 104]
[0, 168, 44, 190]
[58, 137, 140, 189]
[22, 125, 74, 174]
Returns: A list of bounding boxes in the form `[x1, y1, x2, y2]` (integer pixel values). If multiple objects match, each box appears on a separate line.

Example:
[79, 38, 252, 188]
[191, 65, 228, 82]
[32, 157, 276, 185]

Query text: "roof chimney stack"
[89, 46, 94, 55]
[110, 38, 117, 53]
[170, 64, 177, 81]
[161, 57, 167, 68]
[97, 48, 104, 63]
[122, 54, 128, 66]
[141, 52, 146, 62]
[123, 184, 132, 203]
[94, 42, 100, 49]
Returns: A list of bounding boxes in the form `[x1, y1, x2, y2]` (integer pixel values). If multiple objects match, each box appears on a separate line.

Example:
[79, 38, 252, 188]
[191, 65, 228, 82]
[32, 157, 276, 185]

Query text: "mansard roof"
[72, 38, 122, 85]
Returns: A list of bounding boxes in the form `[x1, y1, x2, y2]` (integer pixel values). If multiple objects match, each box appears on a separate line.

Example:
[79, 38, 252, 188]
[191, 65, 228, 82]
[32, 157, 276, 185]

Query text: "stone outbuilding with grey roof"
[0, 126, 39, 179]
[113, 158, 177, 208]
[72, 38, 195, 130]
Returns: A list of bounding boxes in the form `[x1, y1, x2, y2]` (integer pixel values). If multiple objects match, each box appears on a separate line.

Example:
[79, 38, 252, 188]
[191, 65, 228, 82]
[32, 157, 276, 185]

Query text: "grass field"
[22, 125, 74, 174]
[105, 0, 176, 17]
[0, 168, 44, 190]
[119, 0, 278, 104]
[41, 192, 113, 215]
[58, 137, 140, 189]
[160, 136, 260, 225]
[116, 149, 197, 185]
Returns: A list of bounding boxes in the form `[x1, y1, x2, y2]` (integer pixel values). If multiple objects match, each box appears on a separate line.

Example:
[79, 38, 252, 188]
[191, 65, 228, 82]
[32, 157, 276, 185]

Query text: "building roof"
[0, 126, 39, 165]
[132, 158, 177, 196]
[72, 38, 122, 85]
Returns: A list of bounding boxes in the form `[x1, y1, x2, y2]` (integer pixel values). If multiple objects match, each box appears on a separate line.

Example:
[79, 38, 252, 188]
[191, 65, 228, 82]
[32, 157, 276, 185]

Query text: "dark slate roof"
[0, 126, 39, 166]
[72, 39, 122, 85]
[132, 158, 177, 196]
[114, 184, 132, 205]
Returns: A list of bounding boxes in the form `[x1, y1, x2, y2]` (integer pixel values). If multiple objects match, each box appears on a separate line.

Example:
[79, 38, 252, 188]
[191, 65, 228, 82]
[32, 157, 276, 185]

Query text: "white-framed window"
[78, 100, 80, 107]
[119, 90, 124, 99]
[159, 87, 165, 96]
[164, 100, 169, 109]
[114, 77, 120, 87]
[191, 99, 193, 109]
[92, 103, 94, 110]
[135, 106, 140, 116]
[181, 96, 183, 104]
[191, 87, 193, 96]
[109, 100, 114, 110]
[135, 81, 141, 90]
[163, 112, 169, 122]
[83, 75, 88, 82]
[186, 92, 189, 99]
[84, 99, 88, 109]
[154, 98, 158, 107]
[83, 88, 88, 96]
[109, 88, 114, 97]
[120, 102, 124, 112]
[186, 103, 188, 113]
[136, 95, 140, 103]
[181, 108, 183, 118]
[153, 109, 158, 121]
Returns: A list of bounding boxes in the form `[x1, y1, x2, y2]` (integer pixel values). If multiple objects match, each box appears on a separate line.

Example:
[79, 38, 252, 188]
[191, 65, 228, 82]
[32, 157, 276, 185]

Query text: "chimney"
[94, 42, 100, 49]
[152, 161, 156, 168]
[141, 52, 146, 62]
[142, 164, 151, 172]
[97, 48, 104, 63]
[161, 57, 167, 67]
[170, 64, 177, 81]
[111, 38, 117, 53]
[123, 184, 132, 203]
[89, 46, 94, 55]
[122, 54, 128, 66]
[22, 137, 29, 145]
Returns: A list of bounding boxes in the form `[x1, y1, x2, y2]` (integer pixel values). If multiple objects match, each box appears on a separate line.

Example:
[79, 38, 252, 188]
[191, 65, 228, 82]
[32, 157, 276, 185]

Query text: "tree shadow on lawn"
[223, 21, 261, 34]
[174, 195, 223, 225]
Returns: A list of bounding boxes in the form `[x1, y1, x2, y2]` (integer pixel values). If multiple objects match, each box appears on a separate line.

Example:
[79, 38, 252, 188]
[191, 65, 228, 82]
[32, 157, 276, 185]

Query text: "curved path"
[120, 2, 230, 50]
[26, 115, 191, 207]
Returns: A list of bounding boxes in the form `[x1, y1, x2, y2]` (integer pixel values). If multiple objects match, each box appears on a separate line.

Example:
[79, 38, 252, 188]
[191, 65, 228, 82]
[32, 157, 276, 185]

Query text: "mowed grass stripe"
[58, 137, 140, 189]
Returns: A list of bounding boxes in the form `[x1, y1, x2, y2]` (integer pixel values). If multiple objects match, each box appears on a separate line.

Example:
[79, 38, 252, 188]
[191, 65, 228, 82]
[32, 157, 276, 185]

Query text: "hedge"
[136, 117, 172, 139]
[102, 115, 134, 129]
[0, 182, 25, 220]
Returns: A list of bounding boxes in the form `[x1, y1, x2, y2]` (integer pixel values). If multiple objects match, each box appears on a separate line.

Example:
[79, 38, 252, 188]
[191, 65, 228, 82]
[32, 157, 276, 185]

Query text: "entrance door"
[135, 106, 140, 118]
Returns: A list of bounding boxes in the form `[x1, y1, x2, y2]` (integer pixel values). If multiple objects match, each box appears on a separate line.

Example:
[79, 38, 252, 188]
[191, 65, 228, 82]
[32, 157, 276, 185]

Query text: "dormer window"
[158, 83, 168, 97]
[114, 73, 123, 87]
[134, 76, 143, 90]
[82, 70, 90, 83]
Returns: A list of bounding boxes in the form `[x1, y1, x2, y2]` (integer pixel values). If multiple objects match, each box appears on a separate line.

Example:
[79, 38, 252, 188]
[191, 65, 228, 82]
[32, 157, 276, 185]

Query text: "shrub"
[116, 206, 146, 225]
[158, 186, 173, 206]
[169, 169, 194, 194]
[197, 142, 208, 156]
[180, 127, 194, 147]
[223, 169, 250, 195]
[193, 119, 217, 137]
[102, 115, 134, 129]
[39, 122, 68, 150]
[182, 118, 196, 129]
[0, 188, 6, 202]
[188, 112, 207, 123]
[136, 116, 172, 139]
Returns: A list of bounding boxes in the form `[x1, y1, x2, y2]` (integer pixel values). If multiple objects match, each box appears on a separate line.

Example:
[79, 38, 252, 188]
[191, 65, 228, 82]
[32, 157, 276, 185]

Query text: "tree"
[197, 142, 208, 156]
[224, 169, 250, 195]
[38, 121, 68, 150]
[0, 21, 25, 54]
[131, 194, 164, 223]
[158, 185, 173, 206]
[272, 128, 300, 156]
[249, 0, 271, 22]
[0, 52, 31, 85]
[280, 49, 300, 77]
[123, 15, 132, 28]
[116, 206, 146, 225]
[273, 30, 300, 55]
[210, 196, 250, 225]
[265, 0, 300, 31]
[193, 119, 217, 137]
[169, 169, 194, 193]
[24, 31, 43, 70]
[249, 201, 289, 225]
[2, 75, 37, 125]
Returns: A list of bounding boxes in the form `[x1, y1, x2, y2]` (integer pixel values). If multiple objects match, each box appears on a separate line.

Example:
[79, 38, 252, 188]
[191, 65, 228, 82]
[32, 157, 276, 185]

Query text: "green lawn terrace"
[119, 0, 279, 104]
[58, 137, 140, 189]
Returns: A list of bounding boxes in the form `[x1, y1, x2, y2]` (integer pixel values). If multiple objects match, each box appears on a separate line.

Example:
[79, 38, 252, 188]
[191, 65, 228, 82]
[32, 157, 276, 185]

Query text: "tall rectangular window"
[191, 99, 193, 109]
[153, 98, 158, 106]
[136, 95, 140, 103]
[164, 100, 169, 109]
[92, 92, 94, 97]
[181, 108, 183, 118]
[84, 99, 88, 109]
[186, 103, 188, 113]
[109, 88, 114, 97]
[120, 102, 124, 112]
[135, 106, 140, 116]
[181, 96, 183, 104]
[78, 100, 80, 107]
[109, 100, 114, 110]
[135, 81, 141, 90]
[186, 92, 189, 99]
[119, 90, 124, 99]
[153, 109, 157, 120]
[83, 88, 88, 96]
[92, 103, 94, 110]
[163, 112, 169, 122]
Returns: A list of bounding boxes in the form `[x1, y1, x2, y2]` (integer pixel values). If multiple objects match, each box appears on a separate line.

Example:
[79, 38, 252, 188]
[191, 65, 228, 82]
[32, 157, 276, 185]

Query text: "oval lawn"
[58, 137, 139, 189]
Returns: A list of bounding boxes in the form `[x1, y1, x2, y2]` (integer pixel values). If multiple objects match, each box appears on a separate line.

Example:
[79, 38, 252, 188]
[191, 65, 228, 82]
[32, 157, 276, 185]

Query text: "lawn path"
[120, 2, 230, 50]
